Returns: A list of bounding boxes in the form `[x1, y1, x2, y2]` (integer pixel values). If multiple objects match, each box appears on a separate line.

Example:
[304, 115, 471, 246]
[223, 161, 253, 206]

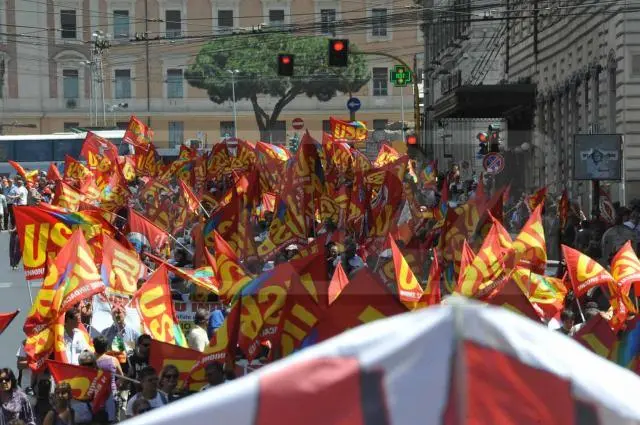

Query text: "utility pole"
[423, 0, 433, 158]
[145, 0, 151, 127]
[91, 31, 110, 127]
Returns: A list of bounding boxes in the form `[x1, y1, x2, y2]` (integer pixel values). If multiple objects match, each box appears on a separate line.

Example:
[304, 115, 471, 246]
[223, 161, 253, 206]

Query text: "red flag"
[8, 160, 38, 184]
[0, 310, 19, 335]
[80, 132, 118, 164]
[328, 263, 349, 305]
[123, 115, 153, 151]
[47, 360, 111, 414]
[178, 179, 201, 214]
[526, 187, 547, 213]
[559, 189, 569, 229]
[419, 249, 441, 307]
[148, 340, 206, 391]
[562, 244, 614, 297]
[127, 208, 169, 253]
[47, 163, 62, 182]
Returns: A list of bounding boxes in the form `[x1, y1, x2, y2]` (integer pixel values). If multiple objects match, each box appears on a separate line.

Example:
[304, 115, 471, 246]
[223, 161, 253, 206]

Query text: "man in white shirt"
[11, 178, 28, 206]
[63, 308, 91, 365]
[187, 309, 210, 352]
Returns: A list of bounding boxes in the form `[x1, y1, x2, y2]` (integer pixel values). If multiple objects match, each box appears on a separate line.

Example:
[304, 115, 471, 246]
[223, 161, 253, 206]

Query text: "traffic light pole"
[351, 51, 421, 151]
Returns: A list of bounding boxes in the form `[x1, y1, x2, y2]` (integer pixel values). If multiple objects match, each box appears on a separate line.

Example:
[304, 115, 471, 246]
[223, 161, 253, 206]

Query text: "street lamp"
[227, 69, 239, 138]
[107, 102, 128, 126]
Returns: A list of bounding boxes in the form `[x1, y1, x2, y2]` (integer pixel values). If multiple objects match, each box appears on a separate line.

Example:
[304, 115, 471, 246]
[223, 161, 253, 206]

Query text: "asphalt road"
[0, 231, 38, 380]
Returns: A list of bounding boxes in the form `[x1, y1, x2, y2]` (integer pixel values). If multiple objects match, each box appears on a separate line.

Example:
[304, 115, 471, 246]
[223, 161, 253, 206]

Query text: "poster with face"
[573, 134, 622, 180]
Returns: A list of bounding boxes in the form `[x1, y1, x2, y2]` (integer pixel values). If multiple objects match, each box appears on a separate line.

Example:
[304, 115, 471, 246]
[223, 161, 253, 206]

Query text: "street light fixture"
[227, 69, 239, 138]
[107, 102, 128, 126]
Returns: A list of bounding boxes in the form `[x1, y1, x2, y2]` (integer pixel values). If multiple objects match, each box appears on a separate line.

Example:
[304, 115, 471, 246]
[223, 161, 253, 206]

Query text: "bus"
[0, 129, 129, 176]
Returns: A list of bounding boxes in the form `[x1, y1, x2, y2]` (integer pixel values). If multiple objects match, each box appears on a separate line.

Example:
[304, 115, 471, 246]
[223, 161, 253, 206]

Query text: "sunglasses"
[0, 377, 10, 383]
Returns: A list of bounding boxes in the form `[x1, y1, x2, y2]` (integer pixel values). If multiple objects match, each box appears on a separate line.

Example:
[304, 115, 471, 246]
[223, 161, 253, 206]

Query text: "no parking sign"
[482, 152, 505, 174]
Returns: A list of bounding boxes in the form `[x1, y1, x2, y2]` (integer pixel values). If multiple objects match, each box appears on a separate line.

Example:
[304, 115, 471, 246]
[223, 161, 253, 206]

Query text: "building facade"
[0, 0, 423, 148]
[508, 1, 640, 206]
[422, 0, 507, 180]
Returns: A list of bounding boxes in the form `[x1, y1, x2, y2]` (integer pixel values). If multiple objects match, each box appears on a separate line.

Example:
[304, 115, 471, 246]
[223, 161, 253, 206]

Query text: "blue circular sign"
[347, 97, 361, 112]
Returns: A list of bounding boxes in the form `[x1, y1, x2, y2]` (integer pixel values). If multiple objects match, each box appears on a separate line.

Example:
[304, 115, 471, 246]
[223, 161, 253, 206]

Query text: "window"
[53, 140, 82, 161]
[264, 120, 286, 144]
[62, 69, 79, 98]
[116, 121, 129, 130]
[0, 141, 14, 161]
[371, 9, 388, 37]
[373, 119, 388, 130]
[114, 69, 132, 99]
[166, 10, 182, 38]
[166, 69, 183, 98]
[63, 122, 79, 131]
[220, 121, 235, 138]
[60, 10, 77, 39]
[269, 10, 285, 28]
[320, 9, 336, 35]
[218, 10, 234, 32]
[168, 121, 184, 148]
[632, 55, 640, 76]
[372, 67, 388, 96]
[322, 119, 331, 133]
[113, 10, 130, 39]
[16, 141, 53, 162]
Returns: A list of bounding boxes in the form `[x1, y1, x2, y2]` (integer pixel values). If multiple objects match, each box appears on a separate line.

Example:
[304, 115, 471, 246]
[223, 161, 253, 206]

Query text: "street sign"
[482, 152, 505, 174]
[390, 65, 413, 87]
[292, 117, 304, 130]
[347, 97, 361, 112]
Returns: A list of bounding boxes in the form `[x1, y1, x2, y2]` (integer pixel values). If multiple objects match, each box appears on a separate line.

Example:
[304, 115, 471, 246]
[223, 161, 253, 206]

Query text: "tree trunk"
[249, 88, 301, 143]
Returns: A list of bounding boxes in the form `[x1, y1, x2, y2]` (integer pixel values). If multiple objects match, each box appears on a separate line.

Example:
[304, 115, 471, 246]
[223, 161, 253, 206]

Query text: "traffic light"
[328, 39, 349, 67]
[477, 132, 488, 156]
[406, 134, 418, 145]
[488, 124, 501, 152]
[278, 54, 294, 76]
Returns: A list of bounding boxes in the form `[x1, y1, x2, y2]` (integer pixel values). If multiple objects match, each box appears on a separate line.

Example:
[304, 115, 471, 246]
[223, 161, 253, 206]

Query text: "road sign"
[482, 152, 505, 174]
[347, 97, 361, 112]
[390, 65, 413, 87]
[292, 117, 304, 130]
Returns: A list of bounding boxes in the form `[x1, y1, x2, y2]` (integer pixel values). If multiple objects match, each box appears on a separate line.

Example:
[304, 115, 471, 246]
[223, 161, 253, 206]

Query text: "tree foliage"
[184, 33, 370, 138]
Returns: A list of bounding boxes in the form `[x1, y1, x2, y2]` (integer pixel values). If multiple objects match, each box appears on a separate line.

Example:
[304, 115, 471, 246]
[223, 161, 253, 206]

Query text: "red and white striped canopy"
[124, 298, 640, 425]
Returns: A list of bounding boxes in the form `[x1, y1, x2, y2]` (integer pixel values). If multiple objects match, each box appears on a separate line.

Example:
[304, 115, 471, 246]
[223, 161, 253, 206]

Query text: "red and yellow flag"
[511, 267, 567, 321]
[572, 313, 616, 358]
[123, 115, 153, 151]
[100, 234, 146, 297]
[526, 186, 547, 213]
[562, 244, 614, 297]
[328, 262, 349, 305]
[63, 155, 92, 186]
[149, 340, 207, 392]
[559, 189, 569, 229]
[507, 204, 547, 275]
[389, 235, 423, 308]
[611, 241, 640, 296]
[132, 265, 187, 347]
[53, 181, 84, 212]
[47, 360, 111, 413]
[8, 160, 38, 185]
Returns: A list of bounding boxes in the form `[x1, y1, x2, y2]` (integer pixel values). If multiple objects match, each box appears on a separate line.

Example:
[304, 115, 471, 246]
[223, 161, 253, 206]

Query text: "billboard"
[573, 134, 622, 181]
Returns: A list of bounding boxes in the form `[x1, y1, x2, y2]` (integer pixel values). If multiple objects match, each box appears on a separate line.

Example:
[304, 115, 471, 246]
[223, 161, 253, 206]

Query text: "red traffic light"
[477, 132, 488, 143]
[281, 55, 291, 65]
[406, 135, 417, 145]
[332, 40, 345, 52]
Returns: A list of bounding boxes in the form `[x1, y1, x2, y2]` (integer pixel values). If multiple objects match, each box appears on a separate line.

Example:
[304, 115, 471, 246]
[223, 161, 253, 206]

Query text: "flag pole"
[26, 281, 33, 304]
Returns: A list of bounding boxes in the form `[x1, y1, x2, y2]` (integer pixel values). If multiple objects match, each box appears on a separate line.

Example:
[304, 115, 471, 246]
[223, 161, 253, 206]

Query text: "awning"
[432, 83, 537, 121]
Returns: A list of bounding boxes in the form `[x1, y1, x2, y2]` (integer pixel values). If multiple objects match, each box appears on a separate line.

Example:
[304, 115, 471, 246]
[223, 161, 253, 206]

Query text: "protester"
[0, 368, 35, 425]
[207, 309, 225, 340]
[62, 309, 90, 366]
[557, 309, 575, 335]
[158, 365, 182, 403]
[187, 309, 209, 352]
[71, 352, 116, 424]
[125, 367, 167, 418]
[100, 303, 140, 363]
[199, 363, 225, 391]
[601, 207, 638, 263]
[42, 383, 73, 425]
[93, 336, 123, 397]
[126, 335, 151, 396]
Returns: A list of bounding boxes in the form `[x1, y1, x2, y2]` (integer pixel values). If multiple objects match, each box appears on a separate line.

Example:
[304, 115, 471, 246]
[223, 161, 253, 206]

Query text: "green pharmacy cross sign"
[390, 65, 413, 87]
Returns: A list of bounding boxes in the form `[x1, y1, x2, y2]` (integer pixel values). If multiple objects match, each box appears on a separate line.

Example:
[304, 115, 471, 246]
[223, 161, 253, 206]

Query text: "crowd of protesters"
[2, 156, 639, 425]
